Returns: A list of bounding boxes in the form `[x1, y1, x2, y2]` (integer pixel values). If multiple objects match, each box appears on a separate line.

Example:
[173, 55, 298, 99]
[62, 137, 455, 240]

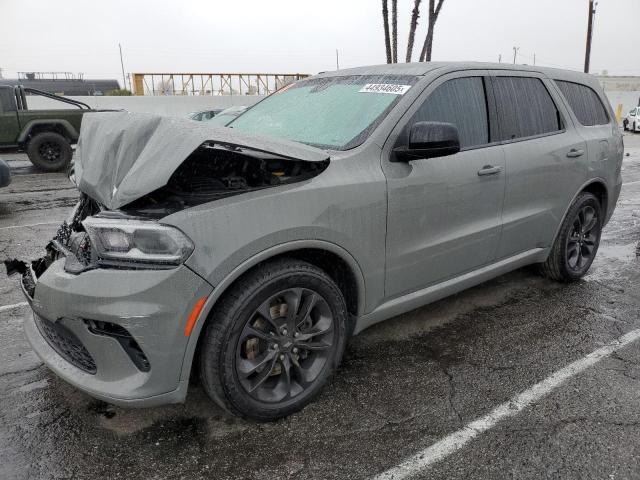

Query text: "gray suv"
[8, 63, 623, 421]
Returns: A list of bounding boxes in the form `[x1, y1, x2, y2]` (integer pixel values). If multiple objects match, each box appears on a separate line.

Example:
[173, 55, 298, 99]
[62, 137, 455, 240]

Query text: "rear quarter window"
[554, 80, 610, 126]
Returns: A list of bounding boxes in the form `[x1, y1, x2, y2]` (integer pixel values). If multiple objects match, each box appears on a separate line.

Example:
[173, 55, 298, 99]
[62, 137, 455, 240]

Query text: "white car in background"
[623, 106, 640, 132]
[204, 105, 248, 126]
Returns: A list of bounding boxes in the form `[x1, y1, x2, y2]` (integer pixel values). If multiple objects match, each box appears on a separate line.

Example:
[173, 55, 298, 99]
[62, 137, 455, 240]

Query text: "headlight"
[82, 217, 194, 267]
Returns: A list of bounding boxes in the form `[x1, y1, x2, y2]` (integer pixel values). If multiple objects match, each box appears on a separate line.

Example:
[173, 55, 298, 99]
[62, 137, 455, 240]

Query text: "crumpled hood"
[75, 111, 329, 210]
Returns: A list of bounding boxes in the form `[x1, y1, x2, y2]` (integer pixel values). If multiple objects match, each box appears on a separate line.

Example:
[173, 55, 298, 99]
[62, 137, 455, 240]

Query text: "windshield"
[229, 75, 419, 150]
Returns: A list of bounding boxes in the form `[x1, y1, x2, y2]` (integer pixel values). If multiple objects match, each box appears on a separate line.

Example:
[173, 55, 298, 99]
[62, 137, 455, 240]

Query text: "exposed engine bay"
[122, 142, 329, 217]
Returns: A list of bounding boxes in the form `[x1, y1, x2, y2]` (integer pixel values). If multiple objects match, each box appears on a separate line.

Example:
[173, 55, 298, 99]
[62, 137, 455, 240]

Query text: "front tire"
[539, 192, 602, 281]
[26, 132, 72, 172]
[199, 258, 348, 421]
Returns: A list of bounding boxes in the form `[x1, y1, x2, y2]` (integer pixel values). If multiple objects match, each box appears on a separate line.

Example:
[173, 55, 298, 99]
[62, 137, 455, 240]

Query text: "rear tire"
[539, 192, 602, 282]
[199, 258, 348, 421]
[26, 132, 72, 172]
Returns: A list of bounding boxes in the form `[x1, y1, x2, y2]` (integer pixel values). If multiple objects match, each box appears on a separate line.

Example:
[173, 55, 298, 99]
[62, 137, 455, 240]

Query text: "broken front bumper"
[17, 238, 213, 407]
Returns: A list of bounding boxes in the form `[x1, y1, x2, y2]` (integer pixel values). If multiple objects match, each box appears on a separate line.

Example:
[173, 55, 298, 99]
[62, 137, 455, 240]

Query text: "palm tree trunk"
[382, 0, 392, 64]
[391, 0, 398, 63]
[419, 0, 445, 62]
[405, 0, 422, 62]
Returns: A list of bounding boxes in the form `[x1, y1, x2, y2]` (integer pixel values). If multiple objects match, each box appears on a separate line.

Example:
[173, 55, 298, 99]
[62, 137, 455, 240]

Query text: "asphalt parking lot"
[1, 133, 640, 480]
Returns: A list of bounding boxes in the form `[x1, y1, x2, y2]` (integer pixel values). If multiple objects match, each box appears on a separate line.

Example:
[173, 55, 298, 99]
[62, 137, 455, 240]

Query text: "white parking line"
[374, 327, 640, 480]
[623, 180, 640, 187]
[0, 221, 61, 231]
[0, 302, 28, 313]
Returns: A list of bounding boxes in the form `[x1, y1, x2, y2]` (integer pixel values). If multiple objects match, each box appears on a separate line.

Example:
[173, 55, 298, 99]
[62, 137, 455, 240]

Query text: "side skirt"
[353, 248, 548, 335]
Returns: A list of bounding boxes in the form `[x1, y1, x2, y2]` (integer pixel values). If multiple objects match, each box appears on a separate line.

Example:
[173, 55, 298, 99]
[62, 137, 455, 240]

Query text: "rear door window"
[410, 76, 489, 150]
[492, 77, 563, 141]
[554, 80, 610, 126]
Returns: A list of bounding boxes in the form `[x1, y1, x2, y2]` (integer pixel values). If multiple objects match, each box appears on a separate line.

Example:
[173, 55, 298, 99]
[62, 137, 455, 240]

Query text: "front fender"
[175, 239, 366, 383]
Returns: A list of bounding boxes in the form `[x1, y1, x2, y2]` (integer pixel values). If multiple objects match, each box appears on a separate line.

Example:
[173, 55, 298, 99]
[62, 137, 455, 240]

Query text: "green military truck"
[0, 85, 97, 172]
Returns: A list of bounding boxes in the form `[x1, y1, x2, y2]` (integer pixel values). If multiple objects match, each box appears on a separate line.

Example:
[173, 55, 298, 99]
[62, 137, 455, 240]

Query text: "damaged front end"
[5, 194, 101, 300]
[5, 112, 330, 301]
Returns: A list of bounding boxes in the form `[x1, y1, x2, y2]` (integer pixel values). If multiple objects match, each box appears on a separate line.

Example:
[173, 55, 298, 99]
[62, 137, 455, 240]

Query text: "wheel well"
[222, 248, 360, 317]
[25, 124, 72, 143]
[581, 181, 608, 215]
[189, 248, 361, 383]
[283, 249, 360, 316]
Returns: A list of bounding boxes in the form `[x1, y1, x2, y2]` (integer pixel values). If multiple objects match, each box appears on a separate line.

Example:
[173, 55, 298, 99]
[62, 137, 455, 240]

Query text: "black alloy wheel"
[39, 141, 62, 163]
[199, 258, 348, 421]
[539, 192, 602, 281]
[26, 132, 73, 172]
[566, 204, 599, 272]
[235, 288, 335, 403]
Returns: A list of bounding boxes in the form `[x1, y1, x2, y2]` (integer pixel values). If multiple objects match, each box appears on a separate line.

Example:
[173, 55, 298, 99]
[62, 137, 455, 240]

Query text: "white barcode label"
[358, 84, 412, 95]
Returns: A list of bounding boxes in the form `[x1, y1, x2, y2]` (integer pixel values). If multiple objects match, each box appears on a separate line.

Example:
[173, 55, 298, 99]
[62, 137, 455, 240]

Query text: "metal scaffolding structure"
[131, 72, 309, 96]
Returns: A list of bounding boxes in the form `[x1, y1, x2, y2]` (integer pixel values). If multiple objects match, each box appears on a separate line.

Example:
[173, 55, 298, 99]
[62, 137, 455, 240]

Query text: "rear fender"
[18, 119, 79, 144]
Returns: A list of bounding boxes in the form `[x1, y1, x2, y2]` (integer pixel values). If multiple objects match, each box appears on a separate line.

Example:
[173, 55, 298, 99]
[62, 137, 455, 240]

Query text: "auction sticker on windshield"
[359, 84, 411, 95]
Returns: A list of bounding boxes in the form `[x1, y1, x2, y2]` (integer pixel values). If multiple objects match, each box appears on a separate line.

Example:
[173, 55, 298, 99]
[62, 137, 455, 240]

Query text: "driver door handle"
[566, 148, 585, 158]
[477, 165, 503, 176]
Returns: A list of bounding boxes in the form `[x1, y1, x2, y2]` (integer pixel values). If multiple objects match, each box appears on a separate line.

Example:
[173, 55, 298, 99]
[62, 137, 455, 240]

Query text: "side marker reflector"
[185, 297, 208, 337]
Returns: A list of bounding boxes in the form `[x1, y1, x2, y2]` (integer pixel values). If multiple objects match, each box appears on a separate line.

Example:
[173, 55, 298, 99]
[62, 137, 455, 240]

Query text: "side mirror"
[393, 121, 460, 162]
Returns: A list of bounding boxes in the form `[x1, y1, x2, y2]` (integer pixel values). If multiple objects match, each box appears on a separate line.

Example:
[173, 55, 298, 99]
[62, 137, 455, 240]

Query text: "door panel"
[490, 74, 587, 259]
[383, 73, 506, 299]
[0, 87, 20, 145]
[385, 146, 506, 297]
[497, 133, 586, 258]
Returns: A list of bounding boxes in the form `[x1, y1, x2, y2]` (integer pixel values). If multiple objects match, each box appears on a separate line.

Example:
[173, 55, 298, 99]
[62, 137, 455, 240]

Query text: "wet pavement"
[1, 134, 640, 479]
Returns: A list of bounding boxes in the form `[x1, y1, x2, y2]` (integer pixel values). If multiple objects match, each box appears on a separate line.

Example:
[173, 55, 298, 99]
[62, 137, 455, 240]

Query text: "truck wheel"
[199, 258, 348, 421]
[26, 132, 72, 172]
[539, 192, 602, 282]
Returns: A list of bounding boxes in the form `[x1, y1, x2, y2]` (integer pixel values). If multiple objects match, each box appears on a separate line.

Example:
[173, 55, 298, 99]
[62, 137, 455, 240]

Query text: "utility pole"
[513, 47, 520, 64]
[533, 53, 536, 66]
[584, 0, 597, 73]
[118, 43, 127, 90]
[498, 54, 502, 63]
[336, 49, 340, 70]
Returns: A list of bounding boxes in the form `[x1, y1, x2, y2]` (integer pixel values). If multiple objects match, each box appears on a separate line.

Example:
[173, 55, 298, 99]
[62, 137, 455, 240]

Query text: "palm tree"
[405, 0, 423, 62]
[419, 0, 446, 62]
[382, 0, 392, 64]
[391, 0, 398, 63]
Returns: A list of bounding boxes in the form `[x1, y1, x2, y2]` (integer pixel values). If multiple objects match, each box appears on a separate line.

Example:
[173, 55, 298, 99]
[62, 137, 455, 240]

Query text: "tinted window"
[555, 80, 610, 126]
[493, 77, 562, 141]
[410, 77, 489, 149]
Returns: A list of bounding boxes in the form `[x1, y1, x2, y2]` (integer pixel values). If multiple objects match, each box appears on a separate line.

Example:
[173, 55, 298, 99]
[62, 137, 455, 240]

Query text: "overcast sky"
[1, 0, 638, 82]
